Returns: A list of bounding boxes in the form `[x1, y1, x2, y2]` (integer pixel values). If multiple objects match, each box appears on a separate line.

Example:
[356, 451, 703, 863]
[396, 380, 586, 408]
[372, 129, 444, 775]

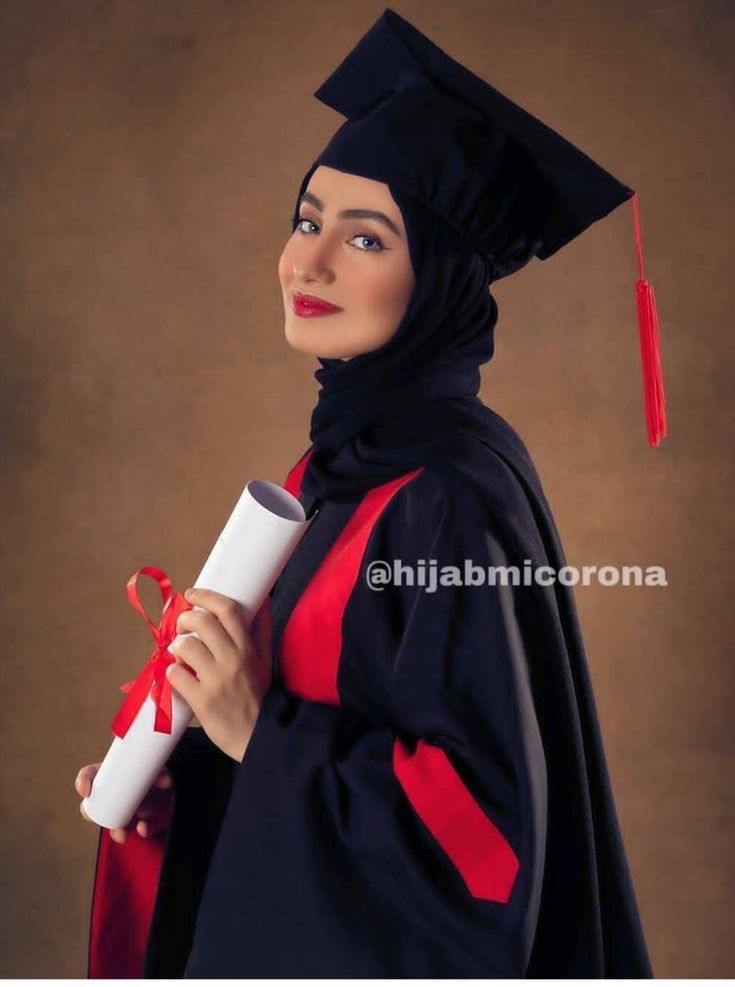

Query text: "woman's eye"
[350, 233, 384, 252]
[294, 217, 318, 235]
[293, 216, 384, 252]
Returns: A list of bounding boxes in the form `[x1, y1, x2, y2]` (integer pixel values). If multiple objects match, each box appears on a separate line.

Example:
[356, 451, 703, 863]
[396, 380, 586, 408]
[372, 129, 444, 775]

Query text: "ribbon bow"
[110, 565, 194, 738]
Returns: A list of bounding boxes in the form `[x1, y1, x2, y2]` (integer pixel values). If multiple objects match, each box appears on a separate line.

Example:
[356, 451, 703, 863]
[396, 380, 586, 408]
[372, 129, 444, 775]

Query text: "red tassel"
[629, 191, 667, 446]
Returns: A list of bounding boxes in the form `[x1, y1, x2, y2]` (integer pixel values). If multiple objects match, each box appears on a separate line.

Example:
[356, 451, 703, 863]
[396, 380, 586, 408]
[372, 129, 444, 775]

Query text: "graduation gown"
[87, 440, 653, 978]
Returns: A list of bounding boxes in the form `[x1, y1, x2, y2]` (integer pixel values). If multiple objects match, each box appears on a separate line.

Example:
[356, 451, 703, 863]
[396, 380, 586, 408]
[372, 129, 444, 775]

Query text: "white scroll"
[82, 479, 315, 830]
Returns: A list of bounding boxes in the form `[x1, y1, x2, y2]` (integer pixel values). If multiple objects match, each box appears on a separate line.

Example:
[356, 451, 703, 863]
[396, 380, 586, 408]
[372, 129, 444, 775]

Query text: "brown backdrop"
[1, 0, 733, 977]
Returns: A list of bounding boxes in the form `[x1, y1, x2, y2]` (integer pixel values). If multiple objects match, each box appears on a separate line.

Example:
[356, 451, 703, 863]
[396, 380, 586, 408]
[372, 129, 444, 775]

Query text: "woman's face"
[278, 166, 415, 360]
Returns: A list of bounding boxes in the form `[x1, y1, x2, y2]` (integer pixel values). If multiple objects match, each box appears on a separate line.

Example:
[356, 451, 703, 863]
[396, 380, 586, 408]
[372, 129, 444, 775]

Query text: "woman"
[79, 9, 656, 977]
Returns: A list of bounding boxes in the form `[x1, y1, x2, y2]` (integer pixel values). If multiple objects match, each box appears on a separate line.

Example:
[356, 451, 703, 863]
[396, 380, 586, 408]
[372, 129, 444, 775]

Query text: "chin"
[284, 321, 353, 359]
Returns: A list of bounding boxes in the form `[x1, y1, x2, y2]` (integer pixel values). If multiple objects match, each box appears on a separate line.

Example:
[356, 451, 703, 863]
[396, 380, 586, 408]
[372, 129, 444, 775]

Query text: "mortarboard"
[301, 8, 666, 447]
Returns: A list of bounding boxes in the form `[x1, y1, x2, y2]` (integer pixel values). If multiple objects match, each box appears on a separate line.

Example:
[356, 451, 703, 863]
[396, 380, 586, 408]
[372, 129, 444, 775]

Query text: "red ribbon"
[110, 565, 195, 739]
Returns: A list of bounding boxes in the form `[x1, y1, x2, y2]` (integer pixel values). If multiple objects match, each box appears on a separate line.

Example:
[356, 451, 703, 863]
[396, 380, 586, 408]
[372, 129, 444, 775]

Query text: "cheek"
[277, 243, 293, 286]
[365, 265, 414, 322]
[360, 268, 402, 311]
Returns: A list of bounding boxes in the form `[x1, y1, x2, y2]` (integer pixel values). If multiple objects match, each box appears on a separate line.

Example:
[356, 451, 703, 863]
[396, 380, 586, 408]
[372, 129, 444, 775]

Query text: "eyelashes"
[291, 215, 386, 252]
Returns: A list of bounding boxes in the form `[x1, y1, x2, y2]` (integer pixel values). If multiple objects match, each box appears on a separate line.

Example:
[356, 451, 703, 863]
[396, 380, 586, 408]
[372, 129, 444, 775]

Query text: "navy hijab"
[294, 149, 544, 505]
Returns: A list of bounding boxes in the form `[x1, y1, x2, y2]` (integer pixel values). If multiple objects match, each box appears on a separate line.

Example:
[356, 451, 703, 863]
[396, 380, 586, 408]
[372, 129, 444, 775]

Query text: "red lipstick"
[291, 291, 344, 317]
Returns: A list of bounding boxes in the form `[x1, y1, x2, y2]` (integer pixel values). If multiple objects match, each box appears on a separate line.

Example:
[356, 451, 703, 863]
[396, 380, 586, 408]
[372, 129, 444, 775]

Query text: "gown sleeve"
[182, 466, 548, 978]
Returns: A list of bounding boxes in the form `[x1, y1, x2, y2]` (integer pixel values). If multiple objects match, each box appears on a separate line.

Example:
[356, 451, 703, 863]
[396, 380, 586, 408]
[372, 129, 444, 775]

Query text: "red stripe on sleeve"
[392, 736, 520, 903]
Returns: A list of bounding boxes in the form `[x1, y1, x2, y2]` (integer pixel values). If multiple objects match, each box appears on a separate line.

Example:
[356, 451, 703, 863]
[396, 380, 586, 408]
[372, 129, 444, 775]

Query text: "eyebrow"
[298, 190, 403, 238]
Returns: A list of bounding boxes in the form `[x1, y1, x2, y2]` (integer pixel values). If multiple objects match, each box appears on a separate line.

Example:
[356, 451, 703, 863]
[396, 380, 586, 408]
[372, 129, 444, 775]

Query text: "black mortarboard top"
[306, 8, 666, 446]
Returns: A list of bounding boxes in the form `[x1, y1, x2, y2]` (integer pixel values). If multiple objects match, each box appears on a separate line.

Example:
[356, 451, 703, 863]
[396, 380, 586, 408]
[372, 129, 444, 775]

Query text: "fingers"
[76, 763, 173, 842]
[179, 589, 250, 657]
[166, 657, 199, 707]
[109, 817, 163, 842]
[153, 769, 173, 789]
[95, 805, 172, 843]
[75, 763, 101, 798]
[129, 773, 174, 839]
[134, 809, 170, 838]
[167, 630, 214, 680]
[76, 770, 128, 840]
[77, 765, 97, 824]
[108, 797, 173, 843]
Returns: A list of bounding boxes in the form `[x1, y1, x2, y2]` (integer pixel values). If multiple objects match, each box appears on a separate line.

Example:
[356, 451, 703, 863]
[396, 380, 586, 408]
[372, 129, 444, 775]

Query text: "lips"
[291, 291, 343, 316]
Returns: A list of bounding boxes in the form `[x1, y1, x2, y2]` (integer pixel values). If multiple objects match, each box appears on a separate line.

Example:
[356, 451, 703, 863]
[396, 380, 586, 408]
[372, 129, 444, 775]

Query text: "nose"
[292, 231, 336, 285]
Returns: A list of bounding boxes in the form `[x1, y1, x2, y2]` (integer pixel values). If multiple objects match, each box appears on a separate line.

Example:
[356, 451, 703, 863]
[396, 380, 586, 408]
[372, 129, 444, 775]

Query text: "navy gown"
[132, 441, 652, 978]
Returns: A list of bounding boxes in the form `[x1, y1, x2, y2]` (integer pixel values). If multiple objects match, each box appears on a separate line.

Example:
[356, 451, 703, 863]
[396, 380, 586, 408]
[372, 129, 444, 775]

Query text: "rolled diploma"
[82, 479, 315, 830]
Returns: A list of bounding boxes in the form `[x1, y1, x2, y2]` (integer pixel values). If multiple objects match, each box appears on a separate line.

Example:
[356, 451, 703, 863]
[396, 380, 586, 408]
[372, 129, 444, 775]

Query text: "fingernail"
[184, 588, 195, 599]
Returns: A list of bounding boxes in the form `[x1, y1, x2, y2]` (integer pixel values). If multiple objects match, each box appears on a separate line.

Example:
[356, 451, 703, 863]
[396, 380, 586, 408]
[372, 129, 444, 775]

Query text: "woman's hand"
[166, 588, 273, 763]
[76, 762, 173, 843]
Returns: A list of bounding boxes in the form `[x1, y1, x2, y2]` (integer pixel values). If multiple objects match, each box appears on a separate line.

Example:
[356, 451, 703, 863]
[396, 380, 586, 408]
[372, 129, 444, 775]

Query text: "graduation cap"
[303, 8, 666, 447]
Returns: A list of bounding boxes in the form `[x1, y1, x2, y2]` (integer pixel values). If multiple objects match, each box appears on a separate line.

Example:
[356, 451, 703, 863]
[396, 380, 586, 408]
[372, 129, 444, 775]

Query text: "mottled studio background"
[1, 0, 733, 977]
